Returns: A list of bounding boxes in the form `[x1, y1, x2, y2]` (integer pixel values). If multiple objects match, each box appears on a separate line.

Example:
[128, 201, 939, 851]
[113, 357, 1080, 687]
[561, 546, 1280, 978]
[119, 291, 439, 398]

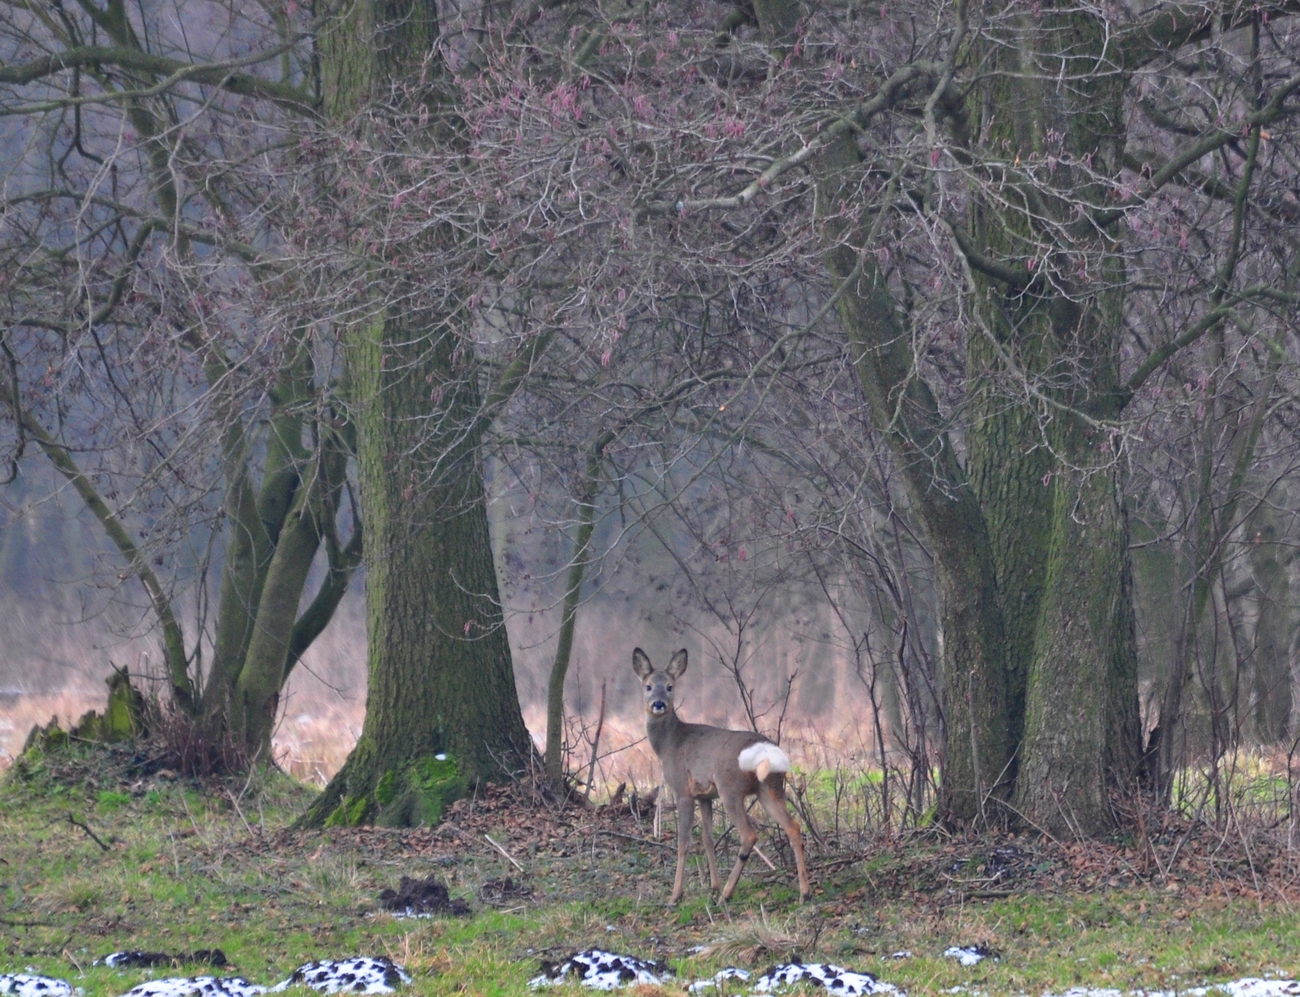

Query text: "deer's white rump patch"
[737, 742, 790, 781]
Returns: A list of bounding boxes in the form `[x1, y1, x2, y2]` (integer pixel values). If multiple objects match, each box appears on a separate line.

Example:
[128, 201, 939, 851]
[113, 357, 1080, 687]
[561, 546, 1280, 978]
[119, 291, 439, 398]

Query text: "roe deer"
[632, 647, 811, 904]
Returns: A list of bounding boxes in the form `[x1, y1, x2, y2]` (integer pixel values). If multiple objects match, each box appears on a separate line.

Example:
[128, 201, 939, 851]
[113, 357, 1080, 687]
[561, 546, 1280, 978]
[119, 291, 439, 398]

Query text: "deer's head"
[632, 647, 687, 718]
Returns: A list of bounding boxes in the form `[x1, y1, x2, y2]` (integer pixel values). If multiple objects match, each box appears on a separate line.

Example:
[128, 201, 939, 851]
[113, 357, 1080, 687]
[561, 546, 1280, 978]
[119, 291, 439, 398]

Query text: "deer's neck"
[646, 709, 682, 758]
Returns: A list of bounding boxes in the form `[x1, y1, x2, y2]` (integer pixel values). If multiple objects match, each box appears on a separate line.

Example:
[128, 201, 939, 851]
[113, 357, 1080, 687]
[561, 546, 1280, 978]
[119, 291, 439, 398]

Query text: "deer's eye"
[666, 685, 673, 692]
[645, 685, 651, 691]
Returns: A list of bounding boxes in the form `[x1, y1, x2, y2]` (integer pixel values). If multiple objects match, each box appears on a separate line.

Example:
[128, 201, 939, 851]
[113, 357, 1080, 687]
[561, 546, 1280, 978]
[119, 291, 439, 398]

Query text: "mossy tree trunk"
[301, 0, 532, 828]
[764, 0, 1144, 833]
[816, 140, 1013, 824]
[961, 2, 1142, 834]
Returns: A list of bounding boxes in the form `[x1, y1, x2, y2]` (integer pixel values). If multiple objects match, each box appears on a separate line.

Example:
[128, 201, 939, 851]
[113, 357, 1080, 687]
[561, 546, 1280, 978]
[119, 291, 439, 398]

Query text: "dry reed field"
[1, 589, 891, 796]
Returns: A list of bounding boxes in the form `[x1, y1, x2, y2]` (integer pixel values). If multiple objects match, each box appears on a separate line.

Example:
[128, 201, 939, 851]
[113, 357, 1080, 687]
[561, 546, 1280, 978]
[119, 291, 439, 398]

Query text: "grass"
[2, 743, 1300, 997]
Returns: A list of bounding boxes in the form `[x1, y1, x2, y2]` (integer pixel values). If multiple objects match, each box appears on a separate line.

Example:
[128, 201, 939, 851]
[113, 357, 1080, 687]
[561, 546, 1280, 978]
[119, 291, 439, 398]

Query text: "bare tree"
[0, 0, 358, 765]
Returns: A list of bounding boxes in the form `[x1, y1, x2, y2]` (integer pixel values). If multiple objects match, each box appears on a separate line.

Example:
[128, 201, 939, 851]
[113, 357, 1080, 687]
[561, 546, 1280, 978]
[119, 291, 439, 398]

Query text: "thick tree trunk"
[1013, 424, 1138, 832]
[302, 0, 532, 827]
[964, 326, 1054, 774]
[304, 313, 532, 827]
[799, 0, 1147, 829]
[956, 2, 1143, 834]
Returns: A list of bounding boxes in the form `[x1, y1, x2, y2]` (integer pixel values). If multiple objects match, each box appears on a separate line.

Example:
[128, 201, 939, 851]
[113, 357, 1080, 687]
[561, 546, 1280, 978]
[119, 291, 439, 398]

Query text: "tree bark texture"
[817, 136, 1013, 825]
[962, 1, 1142, 832]
[799, 0, 1145, 832]
[303, 0, 532, 827]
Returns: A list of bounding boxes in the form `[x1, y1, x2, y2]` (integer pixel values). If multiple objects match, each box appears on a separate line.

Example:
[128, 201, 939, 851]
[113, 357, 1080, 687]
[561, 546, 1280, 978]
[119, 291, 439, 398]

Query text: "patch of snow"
[116, 978, 266, 997]
[97, 953, 227, 970]
[887, 953, 912, 960]
[102, 955, 151, 969]
[1040, 989, 1122, 997]
[1208, 981, 1300, 997]
[752, 963, 898, 995]
[0, 975, 74, 997]
[944, 947, 997, 967]
[271, 959, 410, 995]
[1040, 984, 1300, 997]
[527, 950, 672, 990]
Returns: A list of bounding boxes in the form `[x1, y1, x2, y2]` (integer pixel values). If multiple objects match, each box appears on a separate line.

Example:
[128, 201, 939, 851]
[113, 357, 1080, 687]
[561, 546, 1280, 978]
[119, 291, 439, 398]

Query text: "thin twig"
[483, 833, 525, 873]
[227, 789, 257, 838]
[66, 813, 110, 851]
[584, 681, 607, 803]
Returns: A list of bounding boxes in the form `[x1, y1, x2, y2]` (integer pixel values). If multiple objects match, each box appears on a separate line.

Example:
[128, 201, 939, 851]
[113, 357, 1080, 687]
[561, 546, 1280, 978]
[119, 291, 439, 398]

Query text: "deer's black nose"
[650, 700, 667, 714]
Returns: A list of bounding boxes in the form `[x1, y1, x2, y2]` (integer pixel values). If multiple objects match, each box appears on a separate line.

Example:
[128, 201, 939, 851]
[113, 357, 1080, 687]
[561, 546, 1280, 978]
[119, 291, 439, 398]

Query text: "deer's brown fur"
[633, 647, 811, 904]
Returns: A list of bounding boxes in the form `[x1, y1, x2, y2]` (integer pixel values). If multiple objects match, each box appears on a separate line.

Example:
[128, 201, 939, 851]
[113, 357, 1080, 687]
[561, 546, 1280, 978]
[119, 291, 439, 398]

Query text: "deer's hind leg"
[718, 786, 758, 902]
[757, 777, 811, 902]
[699, 797, 721, 890]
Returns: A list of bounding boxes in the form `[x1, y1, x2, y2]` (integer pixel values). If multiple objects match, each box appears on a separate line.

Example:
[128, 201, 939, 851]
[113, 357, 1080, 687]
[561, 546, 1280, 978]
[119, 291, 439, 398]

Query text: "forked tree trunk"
[774, 0, 1144, 833]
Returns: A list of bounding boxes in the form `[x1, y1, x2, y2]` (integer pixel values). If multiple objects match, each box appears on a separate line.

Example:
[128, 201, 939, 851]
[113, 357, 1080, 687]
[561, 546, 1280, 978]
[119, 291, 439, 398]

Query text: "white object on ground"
[116, 978, 266, 997]
[0, 976, 75, 997]
[1043, 983, 1300, 997]
[689, 968, 752, 991]
[271, 958, 411, 994]
[527, 951, 671, 990]
[944, 947, 997, 967]
[751, 962, 898, 995]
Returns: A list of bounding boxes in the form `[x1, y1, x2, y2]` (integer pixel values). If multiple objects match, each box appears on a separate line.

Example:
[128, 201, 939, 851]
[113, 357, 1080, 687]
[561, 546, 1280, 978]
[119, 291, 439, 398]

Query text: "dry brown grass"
[1, 686, 106, 762]
[696, 911, 810, 965]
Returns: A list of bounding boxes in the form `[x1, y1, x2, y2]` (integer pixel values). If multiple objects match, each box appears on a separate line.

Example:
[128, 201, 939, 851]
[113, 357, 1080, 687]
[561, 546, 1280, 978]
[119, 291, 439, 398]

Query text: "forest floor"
[3, 743, 1300, 997]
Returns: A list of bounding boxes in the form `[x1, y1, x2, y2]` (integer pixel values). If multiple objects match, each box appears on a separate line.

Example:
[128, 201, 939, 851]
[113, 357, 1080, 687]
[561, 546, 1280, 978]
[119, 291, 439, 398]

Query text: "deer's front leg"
[671, 797, 694, 904]
[699, 797, 721, 890]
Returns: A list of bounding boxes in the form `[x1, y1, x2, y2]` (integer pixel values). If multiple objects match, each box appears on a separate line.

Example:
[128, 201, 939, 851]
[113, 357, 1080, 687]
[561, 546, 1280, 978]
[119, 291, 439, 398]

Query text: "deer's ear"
[632, 648, 653, 678]
[667, 648, 688, 678]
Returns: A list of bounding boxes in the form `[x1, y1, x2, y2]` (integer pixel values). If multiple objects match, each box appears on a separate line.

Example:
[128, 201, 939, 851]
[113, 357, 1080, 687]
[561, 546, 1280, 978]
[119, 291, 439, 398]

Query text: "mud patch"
[377, 875, 471, 917]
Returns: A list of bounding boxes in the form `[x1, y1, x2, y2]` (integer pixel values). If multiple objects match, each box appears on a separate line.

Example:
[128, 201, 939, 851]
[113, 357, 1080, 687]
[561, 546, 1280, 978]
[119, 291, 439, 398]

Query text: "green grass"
[3, 744, 1299, 996]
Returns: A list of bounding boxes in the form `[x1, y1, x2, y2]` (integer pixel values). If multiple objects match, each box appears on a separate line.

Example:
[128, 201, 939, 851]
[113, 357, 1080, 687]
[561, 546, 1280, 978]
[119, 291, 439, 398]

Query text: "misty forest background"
[0, 447, 910, 784]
